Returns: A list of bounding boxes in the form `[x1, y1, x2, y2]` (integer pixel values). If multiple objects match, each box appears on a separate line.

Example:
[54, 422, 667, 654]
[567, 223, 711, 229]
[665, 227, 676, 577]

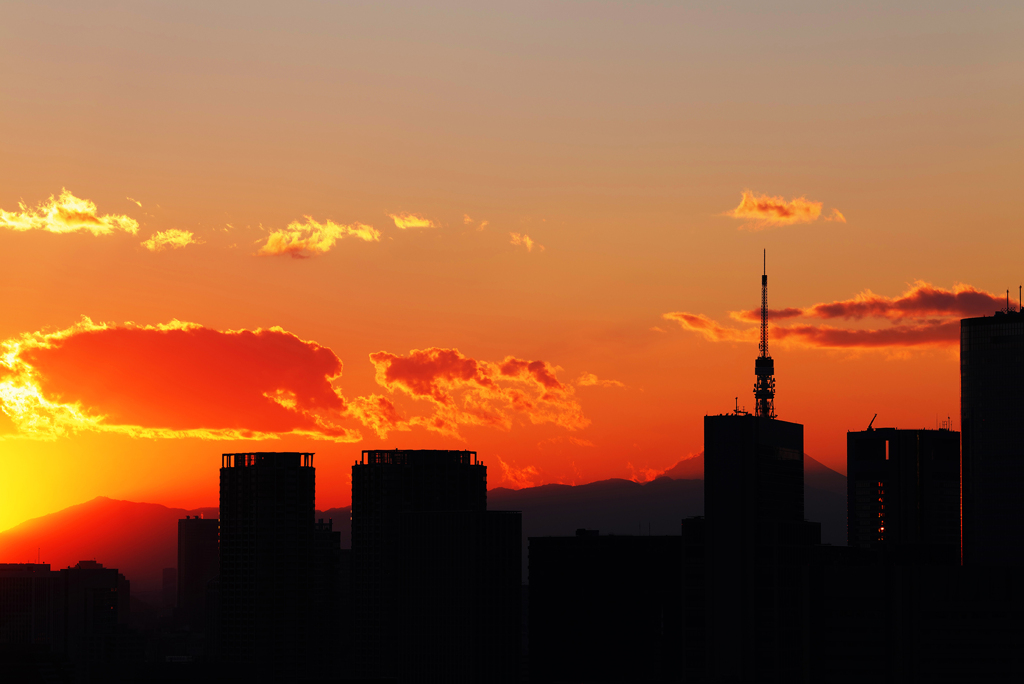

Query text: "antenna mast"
[754, 250, 776, 418]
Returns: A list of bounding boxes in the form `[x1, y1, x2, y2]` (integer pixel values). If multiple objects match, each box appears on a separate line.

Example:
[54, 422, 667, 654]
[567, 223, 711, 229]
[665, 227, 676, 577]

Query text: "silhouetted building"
[690, 258, 820, 683]
[702, 413, 818, 683]
[0, 563, 61, 654]
[529, 530, 682, 683]
[177, 515, 219, 632]
[352, 449, 521, 683]
[961, 308, 1024, 565]
[847, 427, 960, 560]
[219, 452, 316, 677]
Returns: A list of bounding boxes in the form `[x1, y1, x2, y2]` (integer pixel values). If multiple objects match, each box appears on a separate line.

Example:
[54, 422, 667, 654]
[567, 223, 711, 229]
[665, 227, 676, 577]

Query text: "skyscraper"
[351, 449, 521, 684]
[218, 452, 315, 675]
[699, 258, 819, 682]
[847, 426, 960, 559]
[961, 308, 1024, 565]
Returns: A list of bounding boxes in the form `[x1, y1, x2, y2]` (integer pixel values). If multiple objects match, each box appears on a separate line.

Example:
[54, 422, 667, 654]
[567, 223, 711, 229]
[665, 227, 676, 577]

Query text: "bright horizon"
[2, 1, 1021, 532]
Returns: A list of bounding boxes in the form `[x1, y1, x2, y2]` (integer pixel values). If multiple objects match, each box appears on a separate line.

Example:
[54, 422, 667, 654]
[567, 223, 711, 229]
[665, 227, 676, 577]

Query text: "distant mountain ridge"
[0, 455, 846, 589]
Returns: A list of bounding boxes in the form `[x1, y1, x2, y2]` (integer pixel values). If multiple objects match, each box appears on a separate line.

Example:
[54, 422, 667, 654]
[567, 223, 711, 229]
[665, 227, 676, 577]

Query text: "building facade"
[961, 310, 1024, 565]
[351, 449, 521, 684]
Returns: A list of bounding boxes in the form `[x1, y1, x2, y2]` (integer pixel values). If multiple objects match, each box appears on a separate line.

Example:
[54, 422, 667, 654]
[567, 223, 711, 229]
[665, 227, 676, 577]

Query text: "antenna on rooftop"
[754, 249, 776, 418]
[867, 413, 877, 431]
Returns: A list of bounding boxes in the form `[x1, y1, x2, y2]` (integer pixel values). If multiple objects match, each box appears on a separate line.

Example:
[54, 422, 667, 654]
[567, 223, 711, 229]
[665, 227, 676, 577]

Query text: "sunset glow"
[0, 1, 1019, 534]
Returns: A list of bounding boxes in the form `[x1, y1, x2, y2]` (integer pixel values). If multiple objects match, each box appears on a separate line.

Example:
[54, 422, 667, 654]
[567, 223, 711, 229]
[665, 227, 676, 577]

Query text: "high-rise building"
[177, 515, 219, 632]
[352, 449, 521, 684]
[696, 257, 820, 682]
[847, 426, 960, 559]
[218, 452, 316, 674]
[961, 308, 1024, 565]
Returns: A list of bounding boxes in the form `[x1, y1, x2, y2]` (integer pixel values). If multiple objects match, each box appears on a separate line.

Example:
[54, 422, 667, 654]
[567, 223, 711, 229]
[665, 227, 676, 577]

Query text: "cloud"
[729, 307, 804, 323]
[806, 281, 1004, 321]
[824, 208, 846, 223]
[662, 312, 755, 343]
[346, 394, 410, 440]
[367, 347, 588, 438]
[723, 189, 827, 230]
[141, 229, 201, 252]
[388, 212, 436, 229]
[127, 197, 142, 208]
[576, 372, 625, 388]
[495, 457, 541, 489]
[464, 214, 489, 231]
[0, 318, 360, 441]
[510, 232, 543, 252]
[259, 216, 379, 258]
[0, 189, 139, 235]
[773, 320, 960, 348]
[665, 281, 1002, 350]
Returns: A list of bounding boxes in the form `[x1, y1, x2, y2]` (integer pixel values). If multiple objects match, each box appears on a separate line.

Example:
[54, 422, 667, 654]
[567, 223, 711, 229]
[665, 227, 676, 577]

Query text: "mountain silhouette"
[0, 497, 217, 593]
[0, 456, 844, 589]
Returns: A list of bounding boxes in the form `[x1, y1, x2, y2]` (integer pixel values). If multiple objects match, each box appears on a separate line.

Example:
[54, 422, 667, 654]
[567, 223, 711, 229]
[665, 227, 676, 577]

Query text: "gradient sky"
[1, 1, 1022, 532]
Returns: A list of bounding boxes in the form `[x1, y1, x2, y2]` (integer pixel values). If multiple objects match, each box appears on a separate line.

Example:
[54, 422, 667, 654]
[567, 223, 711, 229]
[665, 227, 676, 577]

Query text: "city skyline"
[2, 1, 1023, 534]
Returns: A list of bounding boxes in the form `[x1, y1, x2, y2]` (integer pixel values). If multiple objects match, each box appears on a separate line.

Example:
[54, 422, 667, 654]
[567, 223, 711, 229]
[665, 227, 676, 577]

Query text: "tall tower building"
[701, 257, 818, 683]
[352, 449, 521, 684]
[961, 307, 1024, 565]
[219, 452, 315, 675]
[847, 426, 960, 560]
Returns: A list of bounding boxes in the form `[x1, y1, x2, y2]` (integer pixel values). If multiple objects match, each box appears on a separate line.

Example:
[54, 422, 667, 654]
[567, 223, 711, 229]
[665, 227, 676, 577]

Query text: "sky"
[1, 0, 1022, 532]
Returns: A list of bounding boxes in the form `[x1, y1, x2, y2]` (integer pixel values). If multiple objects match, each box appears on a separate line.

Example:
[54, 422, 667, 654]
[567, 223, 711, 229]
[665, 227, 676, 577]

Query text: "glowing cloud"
[495, 457, 541, 489]
[662, 312, 755, 343]
[724, 189, 824, 229]
[666, 282, 1003, 350]
[577, 372, 625, 388]
[824, 208, 846, 223]
[510, 232, 543, 252]
[367, 347, 589, 438]
[0, 318, 359, 441]
[729, 307, 804, 323]
[0, 189, 139, 235]
[259, 216, 380, 258]
[388, 212, 436, 229]
[141, 229, 200, 252]
[806, 281, 1004, 321]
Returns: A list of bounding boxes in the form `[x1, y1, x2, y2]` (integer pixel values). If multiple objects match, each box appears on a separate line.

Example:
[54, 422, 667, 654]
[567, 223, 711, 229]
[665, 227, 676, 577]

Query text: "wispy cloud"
[510, 232, 543, 252]
[724, 189, 841, 230]
[259, 216, 380, 258]
[666, 281, 1003, 350]
[662, 312, 755, 343]
[495, 457, 541, 489]
[388, 212, 436, 229]
[464, 214, 489, 231]
[0, 189, 139, 235]
[141, 229, 200, 252]
[127, 197, 143, 208]
[576, 372, 625, 388]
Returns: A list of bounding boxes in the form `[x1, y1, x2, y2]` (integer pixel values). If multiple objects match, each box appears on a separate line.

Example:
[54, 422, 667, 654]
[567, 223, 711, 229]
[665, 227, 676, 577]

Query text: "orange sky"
[1, 1, 1022, 532]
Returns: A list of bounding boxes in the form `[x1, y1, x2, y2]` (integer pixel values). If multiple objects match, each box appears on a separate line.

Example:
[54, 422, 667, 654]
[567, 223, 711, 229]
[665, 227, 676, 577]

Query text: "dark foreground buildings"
[352, 449, 521, 683]
[961, 307, 1024, 566]
[219, 452, 341, 680]
[529, 530, 682, 683]
[0, 561, 130, 680]
[847, 427, 960, 559]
